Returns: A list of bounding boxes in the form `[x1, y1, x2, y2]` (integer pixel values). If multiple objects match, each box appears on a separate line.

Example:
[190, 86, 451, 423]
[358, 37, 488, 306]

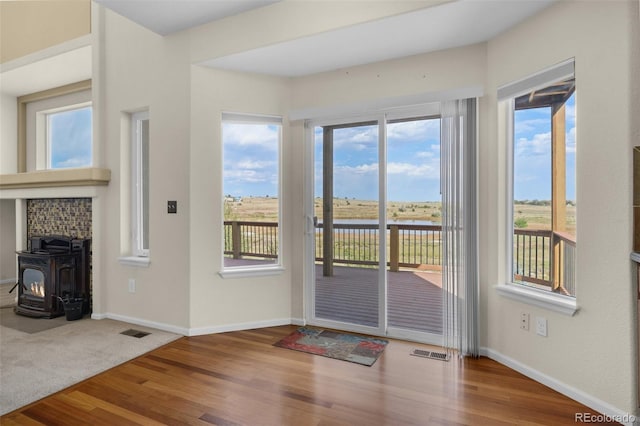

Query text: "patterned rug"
[274, 327, 388, 366]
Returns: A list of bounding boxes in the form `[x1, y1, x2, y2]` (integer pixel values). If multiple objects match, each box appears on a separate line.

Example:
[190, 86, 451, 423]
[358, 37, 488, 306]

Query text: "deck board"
[224, 258, 443, 335]
[315, 265, 442, 334]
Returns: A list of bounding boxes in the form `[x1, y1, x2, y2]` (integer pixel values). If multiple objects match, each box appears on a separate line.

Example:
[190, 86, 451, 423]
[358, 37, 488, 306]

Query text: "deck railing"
[314, 223, 443, 271]
[223, 220, 575, 295]
[223, 221, 278, 259]
[512, 228, 576, 296]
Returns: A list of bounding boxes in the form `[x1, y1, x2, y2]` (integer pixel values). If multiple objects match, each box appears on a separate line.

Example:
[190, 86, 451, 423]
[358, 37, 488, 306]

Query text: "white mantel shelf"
[0, 168, 111, 190]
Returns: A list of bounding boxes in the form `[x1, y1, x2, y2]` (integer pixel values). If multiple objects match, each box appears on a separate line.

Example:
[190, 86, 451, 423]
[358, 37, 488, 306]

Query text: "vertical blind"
[441, 98, 479, 358]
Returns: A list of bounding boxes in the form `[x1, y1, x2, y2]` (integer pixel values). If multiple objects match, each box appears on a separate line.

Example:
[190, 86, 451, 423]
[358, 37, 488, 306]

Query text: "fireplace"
[16, 236, 90, 318]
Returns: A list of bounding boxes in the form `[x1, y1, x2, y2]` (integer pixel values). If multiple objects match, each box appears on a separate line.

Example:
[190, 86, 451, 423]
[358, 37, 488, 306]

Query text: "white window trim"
[220, 112, 284, 276]
[131, 110, 149, 258]
[118, 256, 151, 268]
[498, 59, 578, 316]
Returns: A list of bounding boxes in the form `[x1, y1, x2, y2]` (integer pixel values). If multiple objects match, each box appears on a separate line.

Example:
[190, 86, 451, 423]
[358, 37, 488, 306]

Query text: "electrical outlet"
[168, 201, 177, 214]
[128, 278, 136, 293]
[536, 317, 547, 337]
[520, 312, 529, 331]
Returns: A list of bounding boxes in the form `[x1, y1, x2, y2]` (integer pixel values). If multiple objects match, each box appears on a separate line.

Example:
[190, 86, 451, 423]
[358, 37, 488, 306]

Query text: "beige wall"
[0, 0, 90, 64]
[0, 200, 16, 281]
[484, 0, 637, 414]
[95, 7, 191, 329]
[189, 67, 292, 329]
[0, 94, 17, 175]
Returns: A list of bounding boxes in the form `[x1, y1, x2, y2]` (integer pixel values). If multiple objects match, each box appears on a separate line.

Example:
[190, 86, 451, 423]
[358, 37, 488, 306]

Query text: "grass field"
[224, 196, 576, 235]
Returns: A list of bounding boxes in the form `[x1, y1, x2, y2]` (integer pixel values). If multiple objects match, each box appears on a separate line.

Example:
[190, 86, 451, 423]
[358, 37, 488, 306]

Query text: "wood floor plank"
[1, 325, 612, 425]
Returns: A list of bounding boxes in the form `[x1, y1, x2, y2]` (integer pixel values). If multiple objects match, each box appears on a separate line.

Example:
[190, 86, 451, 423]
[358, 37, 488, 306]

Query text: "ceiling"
[96, 0, 555, 77]
[95, 0, 281, 36]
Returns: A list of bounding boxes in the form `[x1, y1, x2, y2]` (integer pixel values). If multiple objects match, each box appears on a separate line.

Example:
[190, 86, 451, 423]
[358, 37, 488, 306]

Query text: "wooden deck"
[224, 258, 443, 335]
[315, 265, 442, 334]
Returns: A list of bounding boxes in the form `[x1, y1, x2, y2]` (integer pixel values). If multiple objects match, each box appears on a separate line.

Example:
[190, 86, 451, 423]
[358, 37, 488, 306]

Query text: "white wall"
[483, 0, 637, 415]
[0, 199, 16, 281]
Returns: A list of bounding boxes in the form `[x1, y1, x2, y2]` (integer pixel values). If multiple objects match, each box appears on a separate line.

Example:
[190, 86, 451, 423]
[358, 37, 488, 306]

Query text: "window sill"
[118, 256, 150, 268]
[218, 265, 284, 279]
[495, 283, 579, 316]
[0, 168, 111, 189]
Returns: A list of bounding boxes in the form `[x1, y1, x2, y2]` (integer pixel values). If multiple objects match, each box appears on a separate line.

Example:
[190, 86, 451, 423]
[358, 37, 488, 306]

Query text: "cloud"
[236, 160, 276, 170]
[387, 162, 439, 178]
[515, 131, 551, 157]
[53, 156, 91, 168]
[223, 123, 279, 149]
[566, 126, 576, 153]
[387, 119, 439, 142]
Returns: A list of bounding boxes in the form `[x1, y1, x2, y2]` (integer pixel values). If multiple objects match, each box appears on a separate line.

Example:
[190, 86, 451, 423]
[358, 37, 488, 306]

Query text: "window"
[45, 104, 93, 169]
[498, 59, 577, 315]
[19, 80, 92, 172]
[221, 112, 282, 275]
[131, 111, 150, 257]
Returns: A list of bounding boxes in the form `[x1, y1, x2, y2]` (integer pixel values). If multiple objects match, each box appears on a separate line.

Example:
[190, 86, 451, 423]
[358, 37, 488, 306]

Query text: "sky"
[221, 95, 576, 204]
[314, 119, 441, 202]
[223, 122, 280, 198]
[514, 93, 576, 202]
[48, 106, 93, 169]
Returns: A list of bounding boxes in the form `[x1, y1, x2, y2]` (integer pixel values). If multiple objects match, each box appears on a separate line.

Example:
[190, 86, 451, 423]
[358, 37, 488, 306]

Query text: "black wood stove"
[15, 236, 90, 318]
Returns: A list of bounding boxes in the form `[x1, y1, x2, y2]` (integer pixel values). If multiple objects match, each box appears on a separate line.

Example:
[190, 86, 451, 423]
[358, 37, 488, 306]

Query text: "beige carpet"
[0, 317, 181, 415]
[0, 282, 17, 308]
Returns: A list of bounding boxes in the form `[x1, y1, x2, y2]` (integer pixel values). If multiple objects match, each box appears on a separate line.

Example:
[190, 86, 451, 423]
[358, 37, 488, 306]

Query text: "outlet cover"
[128, 278, 136, 293]
[520, 313, 529, 331]
[535, 317, 547, 337]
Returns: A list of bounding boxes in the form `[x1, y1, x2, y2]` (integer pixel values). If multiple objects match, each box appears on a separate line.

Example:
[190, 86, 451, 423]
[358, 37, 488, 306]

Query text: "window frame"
[17, 80, 92, 173]
[131, 110, 150, 258]
[496, 59, 578, 316]
[219, 112, 285, 278]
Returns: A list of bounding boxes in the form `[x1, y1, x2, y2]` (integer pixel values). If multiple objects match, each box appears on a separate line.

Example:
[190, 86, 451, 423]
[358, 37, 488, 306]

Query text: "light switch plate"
[168, 201, 177, 214]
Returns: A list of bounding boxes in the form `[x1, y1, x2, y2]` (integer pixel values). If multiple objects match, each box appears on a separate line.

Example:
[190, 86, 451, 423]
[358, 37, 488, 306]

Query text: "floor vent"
[120, 329, 150, 338]
[410, 349, 449, 361]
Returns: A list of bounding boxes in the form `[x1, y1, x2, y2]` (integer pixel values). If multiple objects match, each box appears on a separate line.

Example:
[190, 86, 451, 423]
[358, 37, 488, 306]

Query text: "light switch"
[168, 201, 177, 214]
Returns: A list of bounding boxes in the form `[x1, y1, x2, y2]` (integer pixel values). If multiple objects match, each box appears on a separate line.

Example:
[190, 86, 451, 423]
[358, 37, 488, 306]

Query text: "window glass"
[511, 76, 576, 297]
[222, 115, 282, 270]
[47, 106, 92, 169]
[132, 111, 150, 256]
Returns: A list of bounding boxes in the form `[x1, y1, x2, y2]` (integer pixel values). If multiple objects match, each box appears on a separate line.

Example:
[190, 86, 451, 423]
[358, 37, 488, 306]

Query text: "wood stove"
[16, 236, 90, 318]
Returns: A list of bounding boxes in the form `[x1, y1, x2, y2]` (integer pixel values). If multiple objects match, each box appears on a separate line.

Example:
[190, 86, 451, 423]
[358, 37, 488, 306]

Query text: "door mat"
[274, 327, 388, 366]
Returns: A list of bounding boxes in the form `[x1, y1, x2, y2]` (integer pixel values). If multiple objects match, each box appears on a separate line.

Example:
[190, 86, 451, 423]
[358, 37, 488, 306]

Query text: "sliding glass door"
[307, 109, 444, 344]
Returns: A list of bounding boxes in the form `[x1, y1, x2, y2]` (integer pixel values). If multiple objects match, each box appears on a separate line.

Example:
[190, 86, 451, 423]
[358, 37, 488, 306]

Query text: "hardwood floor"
[2, 325, 609, 425]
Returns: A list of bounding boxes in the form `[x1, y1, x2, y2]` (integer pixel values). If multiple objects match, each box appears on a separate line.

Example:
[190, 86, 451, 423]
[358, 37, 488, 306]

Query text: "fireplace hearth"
[16, 236, 90, 318]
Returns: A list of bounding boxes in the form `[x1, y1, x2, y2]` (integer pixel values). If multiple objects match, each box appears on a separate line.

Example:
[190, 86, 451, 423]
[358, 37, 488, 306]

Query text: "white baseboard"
[291, 317, 306, 326]
[480, 347, 638, 426]
[187, 318, 293, 336]
[90, 313, 299, 337]
[0, 278, 17, 285]
[90, 312, 189, 335]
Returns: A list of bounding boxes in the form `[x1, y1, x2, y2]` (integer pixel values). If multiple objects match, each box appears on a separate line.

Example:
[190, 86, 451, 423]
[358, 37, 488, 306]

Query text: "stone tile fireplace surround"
[26, 198, 92, 241]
